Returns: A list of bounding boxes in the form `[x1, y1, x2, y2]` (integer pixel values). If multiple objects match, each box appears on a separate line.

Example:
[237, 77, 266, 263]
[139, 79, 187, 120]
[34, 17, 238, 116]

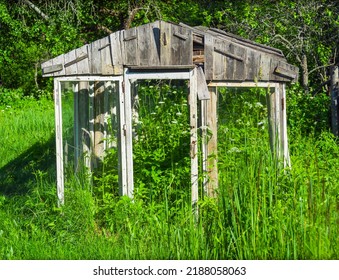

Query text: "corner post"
[54, 79, 64, 206]
[206, 86, 218, 197]
[190, 68, 199, 209]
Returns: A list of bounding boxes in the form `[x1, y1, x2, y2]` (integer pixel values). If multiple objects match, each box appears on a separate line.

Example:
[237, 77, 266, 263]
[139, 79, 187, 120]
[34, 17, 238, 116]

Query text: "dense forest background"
[1, 1, 339, 260]
[0, 0, 338, 95]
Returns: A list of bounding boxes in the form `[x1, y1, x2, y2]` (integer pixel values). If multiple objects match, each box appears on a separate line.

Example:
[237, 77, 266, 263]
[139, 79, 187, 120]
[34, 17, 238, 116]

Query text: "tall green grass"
[0, 86, 338, 259]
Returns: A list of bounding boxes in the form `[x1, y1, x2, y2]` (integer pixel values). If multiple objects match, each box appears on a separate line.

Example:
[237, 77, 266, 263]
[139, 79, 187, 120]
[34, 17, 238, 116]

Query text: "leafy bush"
[287, 84, 330, 136]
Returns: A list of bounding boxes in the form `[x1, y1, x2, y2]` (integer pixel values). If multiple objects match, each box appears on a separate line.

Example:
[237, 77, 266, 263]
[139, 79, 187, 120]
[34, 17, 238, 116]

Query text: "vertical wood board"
[64, 50, 77, 75]
[54, 79, 64, 206]
[189, 68, 199, 207]
[170, 24, 192, 65]
[90, 39, 102, 74]
[124, 27, 138, 66]
[160, 21, 172, 65]
[138, 22, 160, 66]
[206, 86, 218, 197]
[100, 36, 114, 74]
[76, 45, 90, 74]
[204, 34, 214, 80]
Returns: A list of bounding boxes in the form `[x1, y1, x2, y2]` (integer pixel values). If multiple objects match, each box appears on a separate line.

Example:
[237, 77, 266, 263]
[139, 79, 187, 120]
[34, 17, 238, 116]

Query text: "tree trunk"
[301, 54, 309, 91]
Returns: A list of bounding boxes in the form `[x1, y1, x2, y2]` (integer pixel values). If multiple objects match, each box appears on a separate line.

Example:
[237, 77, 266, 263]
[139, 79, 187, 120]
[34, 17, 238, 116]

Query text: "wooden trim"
[123, 68, 134, 197]
[190, 68, 199, 209]
[54, 79, 64, 206]
[126, 71, 191, 80]
[208, 81, 279, 88]
[128, 65, 195, 70]
[214, 47, 244, 62]
[64, 53, 89, 68]
[42, 64, 63, 74]
[54, 76, 123, 82]
[123, 35, 137, 41]
[206, 86, 218, 197]
[274, 66, 297, 80]
[173, 31, 188, 41]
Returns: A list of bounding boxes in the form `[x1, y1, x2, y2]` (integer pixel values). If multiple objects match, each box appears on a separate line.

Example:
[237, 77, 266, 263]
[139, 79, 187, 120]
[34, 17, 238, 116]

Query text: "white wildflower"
[228, 147, 241, 153]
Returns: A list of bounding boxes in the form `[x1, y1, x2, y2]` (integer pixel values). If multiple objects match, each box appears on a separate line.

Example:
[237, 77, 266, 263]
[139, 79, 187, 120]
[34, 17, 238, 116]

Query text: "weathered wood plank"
[73, 82, 80, 170]
[123, 69, 134, 197]
[75, 45, 90, 74]
[93, 81, 105, 167]
[54, 79, 64, 206]
[42, 64, 63, 75]
[201, 99, 208, 193]
[197, 67, 210, 100]
[274, 63, 298, 81]
[189, 68, 199, 208]
[204, 34, 214, 80]
[233, 45, 247, 80]
[171, 24, 192, 65]
[206, 86, 218, 197]
[160, 21, 172, 65]
[90, 39, 102, 74]
[110, 30, 124, 74]
[279, 83, 290, 167]
[259, 54, 272, 81]
[213, 39, 226, 80]
[78, 81, 90, 170]
[100, 36, 114, 75]
[138, 22, 160, 66]
[118, 77, 127, 196]
[245, 49, 260, 81]
[64, 50, 77, 75]
[88, 82, 95, 170]
[124, 27, 138, 66]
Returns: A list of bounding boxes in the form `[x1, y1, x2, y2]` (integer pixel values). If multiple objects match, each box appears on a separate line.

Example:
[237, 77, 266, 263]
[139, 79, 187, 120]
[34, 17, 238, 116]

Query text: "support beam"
[280, 83, 290, 167]
[78, 82, 90, 170]
[89, 82, 95, 170]
[267, 84, 290, 167]
[206, 87, 218, 197]
[73, 82, 80, 170]
[93, 82, 105, 167]
[201, 99, 208, 194]
[123, 69, 134, 197]
[190, 68, 199, 208]
[54, 79, 64, 206]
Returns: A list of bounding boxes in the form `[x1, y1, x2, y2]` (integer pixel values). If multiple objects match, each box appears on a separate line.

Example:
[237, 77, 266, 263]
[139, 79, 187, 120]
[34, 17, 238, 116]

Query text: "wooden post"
[123, 69, 134, 197]
[267, 83, 290, 167]
[201, 99, 208, 194]
[267, 85, 280, 161]
[206, 86, 218, 197]
[93, 81, 105, 166]
[78, 81, 90, 170]
[89, 82, 95, 171]
[54, 79, 64, 206]
[73, 82, 80, 170]
[279, 83, 290, 167]
[331, 66, 339, 136]
[189, 68, 199, 208]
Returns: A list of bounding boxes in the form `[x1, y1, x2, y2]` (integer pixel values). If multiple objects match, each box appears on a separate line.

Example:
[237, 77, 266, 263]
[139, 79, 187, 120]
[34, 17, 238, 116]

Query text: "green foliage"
[132, 82, 191, 203]
[287, 84, 330, 136]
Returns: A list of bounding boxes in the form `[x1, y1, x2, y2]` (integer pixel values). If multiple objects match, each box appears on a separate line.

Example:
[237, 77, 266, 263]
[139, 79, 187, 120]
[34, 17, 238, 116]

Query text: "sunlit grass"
[0, 86, 338, 260]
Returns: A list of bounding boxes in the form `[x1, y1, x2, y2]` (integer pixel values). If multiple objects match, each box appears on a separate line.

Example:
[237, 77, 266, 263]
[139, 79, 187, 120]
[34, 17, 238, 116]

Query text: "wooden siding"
[41, 20, 298, 83]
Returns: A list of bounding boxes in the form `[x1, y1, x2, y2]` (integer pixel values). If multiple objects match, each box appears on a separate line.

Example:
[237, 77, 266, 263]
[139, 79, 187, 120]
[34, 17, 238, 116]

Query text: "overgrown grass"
[0, 85, 338, 260]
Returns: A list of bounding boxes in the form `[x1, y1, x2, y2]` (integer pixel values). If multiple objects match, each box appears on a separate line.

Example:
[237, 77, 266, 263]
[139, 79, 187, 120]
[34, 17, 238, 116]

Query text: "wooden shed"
[41, 20, 298, 206]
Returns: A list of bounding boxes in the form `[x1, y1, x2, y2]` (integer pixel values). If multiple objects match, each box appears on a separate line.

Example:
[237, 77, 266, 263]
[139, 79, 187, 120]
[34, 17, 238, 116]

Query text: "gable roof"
[41, 21, 298, 82]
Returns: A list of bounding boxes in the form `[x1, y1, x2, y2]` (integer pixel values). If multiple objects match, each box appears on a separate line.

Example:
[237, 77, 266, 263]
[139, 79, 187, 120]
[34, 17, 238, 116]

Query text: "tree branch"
[97, 25, 113, 34]
[21, 0, 50, 21]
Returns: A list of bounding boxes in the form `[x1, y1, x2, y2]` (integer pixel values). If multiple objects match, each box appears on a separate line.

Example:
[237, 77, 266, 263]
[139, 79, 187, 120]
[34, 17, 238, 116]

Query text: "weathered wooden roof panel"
[41, 20, 298, 83]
